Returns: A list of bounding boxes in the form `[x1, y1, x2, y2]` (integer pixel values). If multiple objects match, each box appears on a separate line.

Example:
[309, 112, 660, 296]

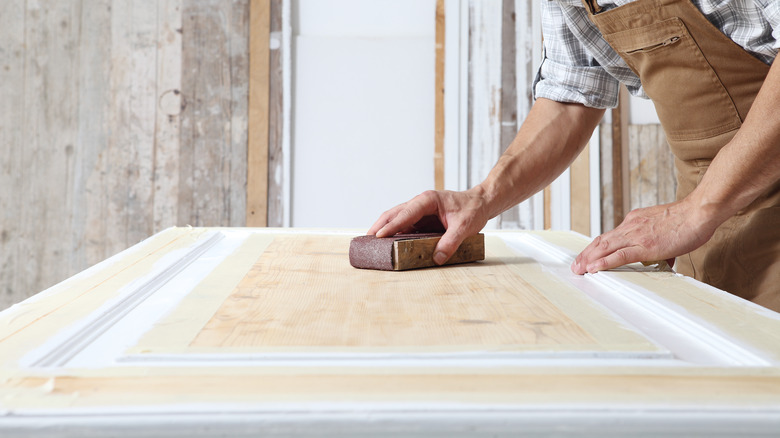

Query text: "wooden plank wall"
[465, 0, 675, 235]
[600, 123, 677, 232]
[0, 0, 251, 310]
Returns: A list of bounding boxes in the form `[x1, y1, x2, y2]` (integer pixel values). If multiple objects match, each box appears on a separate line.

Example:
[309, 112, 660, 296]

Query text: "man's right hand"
[368, 187, 493, 265]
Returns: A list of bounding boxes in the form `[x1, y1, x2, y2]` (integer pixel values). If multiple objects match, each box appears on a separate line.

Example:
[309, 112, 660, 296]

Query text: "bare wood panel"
[247, 0, 271, 226]
[189, 234, 658, 351]
[10, 374, 780, 407]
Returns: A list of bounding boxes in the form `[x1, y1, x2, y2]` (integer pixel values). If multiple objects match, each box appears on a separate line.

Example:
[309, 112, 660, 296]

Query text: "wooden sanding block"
[349, 233, 485, 271]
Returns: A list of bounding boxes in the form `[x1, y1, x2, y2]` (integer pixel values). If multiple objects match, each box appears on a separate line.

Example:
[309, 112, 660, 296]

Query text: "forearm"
[476, 98, 605, 218]
[687, 61, 780, 227]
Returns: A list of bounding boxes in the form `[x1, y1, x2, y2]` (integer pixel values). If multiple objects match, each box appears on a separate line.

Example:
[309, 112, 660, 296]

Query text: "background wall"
[0, 0, 250, 310]
[0, 0, 674, 312]
[291, 0, 436, 228]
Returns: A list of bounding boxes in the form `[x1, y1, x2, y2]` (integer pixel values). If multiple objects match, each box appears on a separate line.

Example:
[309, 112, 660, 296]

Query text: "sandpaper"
[349, 233, 484, 271]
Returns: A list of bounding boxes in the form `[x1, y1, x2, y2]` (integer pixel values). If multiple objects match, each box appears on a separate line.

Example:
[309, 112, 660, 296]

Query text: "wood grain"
[266, 0, 285, 227]
[247, 0, 271, 226]
[0, 2, 253, 311]
[154, 0, 184, 233]
[0, 0, 27, 302]
[11, 374, 780, 407]
[570, 143, 590, 236]
[434, 0, 445, 191]
[498, 0, 520, 228]
[611, 86, 630, 227]
[179, 0, 249, 227]
[190, 234, 649, 351]
[393, 234, 485, 270]
[629, 124, 676, 209]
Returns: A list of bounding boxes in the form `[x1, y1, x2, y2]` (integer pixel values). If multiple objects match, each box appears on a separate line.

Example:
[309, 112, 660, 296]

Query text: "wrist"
[469, 182, 501, 220]
[681, 189, 734, 236]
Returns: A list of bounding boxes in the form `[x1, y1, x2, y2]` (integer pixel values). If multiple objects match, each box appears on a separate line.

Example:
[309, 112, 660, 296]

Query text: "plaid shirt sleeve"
[532, 0, 776, 109]
[756, 0, 780, 51]
[533, 0, 623, 109]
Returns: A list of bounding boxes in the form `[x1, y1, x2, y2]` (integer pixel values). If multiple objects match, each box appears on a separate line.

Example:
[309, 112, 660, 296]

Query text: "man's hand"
[368, 99, 604, 267]
[571, 199, 718, 274]
[368, 187, 492, 265]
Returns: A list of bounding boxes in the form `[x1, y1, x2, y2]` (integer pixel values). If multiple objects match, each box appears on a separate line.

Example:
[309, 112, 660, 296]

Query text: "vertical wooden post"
[498, 0, 519, 228]
[570, 143, 591, 236]
[247, 0, 271, 227]
[267, 0, 287, 227]
[434, 0, 446, 190]
[611, 85, 629, 227]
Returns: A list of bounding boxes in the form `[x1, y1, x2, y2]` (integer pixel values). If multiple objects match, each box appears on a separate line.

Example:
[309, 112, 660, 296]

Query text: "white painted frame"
[6, 227, 780, 436]
[20, 229, 772, 370]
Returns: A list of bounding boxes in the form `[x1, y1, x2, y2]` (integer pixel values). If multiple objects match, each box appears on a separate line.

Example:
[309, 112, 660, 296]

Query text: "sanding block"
[349, 233, 485, 271]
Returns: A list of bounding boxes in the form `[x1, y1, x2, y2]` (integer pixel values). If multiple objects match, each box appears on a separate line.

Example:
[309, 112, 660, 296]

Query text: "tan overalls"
[582, 0, 780, 312]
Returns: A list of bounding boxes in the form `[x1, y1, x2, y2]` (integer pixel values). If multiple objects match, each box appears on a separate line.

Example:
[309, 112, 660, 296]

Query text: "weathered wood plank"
[0, 1, 258, 311]
[153, 0, 184, 232]
[629, 124, 677, 210]
[107, 0, 158, 249]
[0, 0, 27, 304]
[393, 233, 485, 271]
[514, 0, 544, 230]
[246, 0, 271, 227]
[498, 0, 520, 228]
[20, 1, 82, 301]
[434, 0, 446, 191]
[467, 1, 502, 189]
[75, 0, 112, 270]
[266, 0, 284, 227]
[656, 127, 676, 204]
[180, 0, 250, 226]
[570, 143, 590, 236]
[227, 0, 251, 227]
[599, 122, 614, 232]
[611, 86, 629, 227]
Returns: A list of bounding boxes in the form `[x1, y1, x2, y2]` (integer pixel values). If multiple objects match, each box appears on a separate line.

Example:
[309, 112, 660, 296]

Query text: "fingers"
[369, 192, 439, 238]
[578, 245, 644, 274]
[432, 227, 468, 265]
[572, 234, 629, 274]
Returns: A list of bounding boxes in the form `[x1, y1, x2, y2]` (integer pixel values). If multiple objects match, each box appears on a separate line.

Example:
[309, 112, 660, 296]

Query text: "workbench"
[1, 228, 778, 437]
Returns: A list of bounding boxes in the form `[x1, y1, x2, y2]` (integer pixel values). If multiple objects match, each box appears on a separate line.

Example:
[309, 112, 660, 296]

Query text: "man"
[369, 0, 780, 312]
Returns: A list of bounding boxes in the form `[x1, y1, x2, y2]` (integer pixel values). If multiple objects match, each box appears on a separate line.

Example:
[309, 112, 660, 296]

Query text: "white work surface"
[0, 228, 779, 437]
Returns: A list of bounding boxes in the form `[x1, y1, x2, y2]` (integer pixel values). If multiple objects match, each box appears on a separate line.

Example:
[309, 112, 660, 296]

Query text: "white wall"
[291, 0, 436, 228]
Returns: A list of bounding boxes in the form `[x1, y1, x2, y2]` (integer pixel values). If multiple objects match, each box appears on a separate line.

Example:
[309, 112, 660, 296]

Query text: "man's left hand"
[571, 199, 717, 275]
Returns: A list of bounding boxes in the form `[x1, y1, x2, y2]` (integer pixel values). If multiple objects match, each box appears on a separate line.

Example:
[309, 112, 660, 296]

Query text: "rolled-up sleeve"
[757, 0, 780, 51]
[533, 0, 621, 108]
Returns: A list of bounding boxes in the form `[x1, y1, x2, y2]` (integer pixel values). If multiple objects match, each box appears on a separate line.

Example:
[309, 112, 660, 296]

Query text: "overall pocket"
[604, 17, 742, 142]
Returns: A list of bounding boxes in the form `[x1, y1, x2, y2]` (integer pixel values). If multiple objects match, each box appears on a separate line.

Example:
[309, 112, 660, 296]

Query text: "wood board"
[0, 228, 779, 436]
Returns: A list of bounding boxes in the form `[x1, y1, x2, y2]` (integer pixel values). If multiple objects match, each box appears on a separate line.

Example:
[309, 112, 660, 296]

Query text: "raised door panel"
[1, 228, 779, 436]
